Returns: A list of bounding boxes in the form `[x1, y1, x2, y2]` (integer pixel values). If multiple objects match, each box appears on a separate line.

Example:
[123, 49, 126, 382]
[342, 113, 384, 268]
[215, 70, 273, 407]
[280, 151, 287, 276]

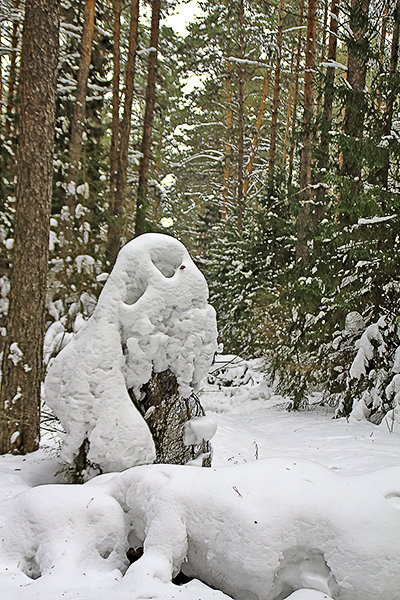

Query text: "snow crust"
[44, 233, 217, 474]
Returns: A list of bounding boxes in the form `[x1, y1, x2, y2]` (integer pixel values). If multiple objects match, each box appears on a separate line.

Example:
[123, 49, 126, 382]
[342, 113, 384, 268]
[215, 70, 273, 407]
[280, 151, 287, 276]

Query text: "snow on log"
[1, 459, 399, 600]
[44, 234, 218, 478]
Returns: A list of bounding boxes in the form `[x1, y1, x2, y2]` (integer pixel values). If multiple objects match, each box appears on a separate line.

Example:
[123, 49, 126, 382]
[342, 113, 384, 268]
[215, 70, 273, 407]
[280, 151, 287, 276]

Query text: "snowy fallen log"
[44, 234, 218, 480]
[0, 459, 399, 600]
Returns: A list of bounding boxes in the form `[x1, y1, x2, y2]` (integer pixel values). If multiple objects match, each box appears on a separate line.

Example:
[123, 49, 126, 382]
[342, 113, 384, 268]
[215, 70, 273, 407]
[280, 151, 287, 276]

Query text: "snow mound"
[107, 460, 400, 600]
[1, 459, 399, 600]
[45, 234, 218, 474]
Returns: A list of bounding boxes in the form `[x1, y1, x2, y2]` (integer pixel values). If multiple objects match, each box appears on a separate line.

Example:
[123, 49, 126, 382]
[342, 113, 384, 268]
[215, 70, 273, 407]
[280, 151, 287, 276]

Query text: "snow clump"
[45, 233, 218, 475]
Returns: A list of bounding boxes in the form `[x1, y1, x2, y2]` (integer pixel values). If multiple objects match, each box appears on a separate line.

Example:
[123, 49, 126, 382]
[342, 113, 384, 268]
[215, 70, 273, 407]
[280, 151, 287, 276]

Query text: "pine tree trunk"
[282, 42, 296, 171]
[222, 59, 233, 219]
[107, 0, 139, 263]
[243, 67, 271, 196]
[268, 0, 284, 176]
[288, 0, 305, 186]
[0, 0, 59, 455]
[5, 0, 20, 142]
[315, 0, 340, 208]
[134, 0, 161, 237]
[375, 0, 399, 188]
[341, 0, 370, 185]
[376, 1, 389, 111]
[296, 0, 317, 263]
[109, 0, 121, 211]
[237, 0, 245, 233]
[65, 0, 96, 215]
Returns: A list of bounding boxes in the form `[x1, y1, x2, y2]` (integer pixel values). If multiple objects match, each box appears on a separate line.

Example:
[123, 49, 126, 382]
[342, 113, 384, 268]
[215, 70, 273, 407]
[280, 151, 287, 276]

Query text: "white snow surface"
[44, 233, 218, 474]
[2, 357, 400, 600]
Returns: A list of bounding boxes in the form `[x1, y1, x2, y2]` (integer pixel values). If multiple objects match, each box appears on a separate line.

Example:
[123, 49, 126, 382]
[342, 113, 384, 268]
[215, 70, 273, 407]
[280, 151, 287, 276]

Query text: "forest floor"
[0, 357, 399, 600]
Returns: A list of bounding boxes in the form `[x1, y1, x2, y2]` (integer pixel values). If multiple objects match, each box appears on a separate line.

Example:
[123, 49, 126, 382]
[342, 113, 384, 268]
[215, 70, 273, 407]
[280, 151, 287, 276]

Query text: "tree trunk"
[108, 0, 140, 262]
[5, 0, 20, 143]
[65, 0, 96, 215]
[222, 59, 233, 220]
[237, 0, 245, 233]
[134, 0, 161, 237]
[375, 0, 399, 188]
[296, 0, 317, 263]
[268, 0, 284, 176]
[132, 370, 211, 466]
[282, 42, 296, 171]
[0, 0, 59, 455]
[288, 0, 305, 186]
[109, 0, 121, 211]
[315, 0, 340, 208]
[243, 66, 271, 196]
[376, 1, 389, 111]
[341, 0, 370, 185]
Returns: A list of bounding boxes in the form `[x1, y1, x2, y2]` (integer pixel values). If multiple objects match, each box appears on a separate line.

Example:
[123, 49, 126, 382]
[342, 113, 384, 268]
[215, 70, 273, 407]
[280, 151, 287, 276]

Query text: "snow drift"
[44, 233, 218, 475]
[0, 459, 399, 600]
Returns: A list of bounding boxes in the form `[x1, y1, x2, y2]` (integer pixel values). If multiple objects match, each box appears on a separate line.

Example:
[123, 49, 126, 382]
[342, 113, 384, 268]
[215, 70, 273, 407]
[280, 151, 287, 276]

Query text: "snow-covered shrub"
[202, 354, 274, 410]
[325, 312, 400, 422]
[45, 234, 218, 480]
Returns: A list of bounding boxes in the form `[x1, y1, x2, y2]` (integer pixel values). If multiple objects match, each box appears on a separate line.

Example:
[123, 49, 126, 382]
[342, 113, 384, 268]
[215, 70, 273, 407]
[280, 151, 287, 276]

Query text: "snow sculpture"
[45, 233, 218, 479]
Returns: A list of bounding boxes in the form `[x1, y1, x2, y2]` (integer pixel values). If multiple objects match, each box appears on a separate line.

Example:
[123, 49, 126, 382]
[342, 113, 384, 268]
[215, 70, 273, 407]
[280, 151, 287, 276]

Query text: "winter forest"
[0, 0, 400, 599]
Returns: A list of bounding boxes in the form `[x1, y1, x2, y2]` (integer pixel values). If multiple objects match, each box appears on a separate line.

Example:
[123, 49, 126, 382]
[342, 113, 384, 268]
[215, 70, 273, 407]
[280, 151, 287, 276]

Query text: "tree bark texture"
[288, 0, 305, 185]
[133, 370, 211, 466]
[375, 0, 399, 188]
[66, 0, 96, 214]
[315, 0, 340, 208]
[0, 0, 59, 454]
[108, 0, 139, 263]
[134, 0, 161, 237]
[243, 67, 271, 196]
[341, 0, 370, 181]
[282, 42, 296, 170]
[296, 0, 317, 263]
[109, 0, 121, 210]
[268, 0, 284, 176]
[222, 59, 233, 219]
[5, 0, 20, 140]
[237, 0, 245, 233]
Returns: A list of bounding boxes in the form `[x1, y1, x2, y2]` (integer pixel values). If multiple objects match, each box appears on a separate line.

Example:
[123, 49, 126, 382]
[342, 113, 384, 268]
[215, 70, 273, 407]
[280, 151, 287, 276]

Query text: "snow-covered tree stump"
[132, 369, 212, 466]
[45, 234, 218, 481]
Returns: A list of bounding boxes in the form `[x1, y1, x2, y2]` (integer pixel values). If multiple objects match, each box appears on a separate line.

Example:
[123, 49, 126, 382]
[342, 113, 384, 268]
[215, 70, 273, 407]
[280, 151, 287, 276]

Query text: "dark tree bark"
[5, 0, 20, 141]
[0, 0, 59, 454]
[65, 0, 96, 215]
[134, 0, 161, 237]
[375, 0, 400, 188]
[133, 370, 211, 466]
[107, 0, 140, 263]
[341, 0, 370, 186]
[296, 0, 317, 263]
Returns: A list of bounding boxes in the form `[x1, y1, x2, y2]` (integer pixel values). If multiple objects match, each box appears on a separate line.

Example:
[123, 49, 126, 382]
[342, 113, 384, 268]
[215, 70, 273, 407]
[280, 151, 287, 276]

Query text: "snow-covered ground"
[0, 357, 399, 600]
